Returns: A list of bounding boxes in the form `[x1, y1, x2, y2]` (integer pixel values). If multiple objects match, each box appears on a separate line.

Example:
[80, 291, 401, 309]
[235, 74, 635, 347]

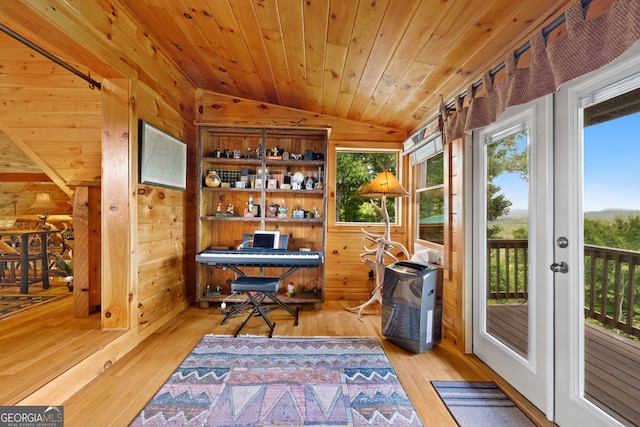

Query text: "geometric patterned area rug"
[431, 381, 535, 427]
[130, 335, 424, 426]
[0, 294, 65, 320]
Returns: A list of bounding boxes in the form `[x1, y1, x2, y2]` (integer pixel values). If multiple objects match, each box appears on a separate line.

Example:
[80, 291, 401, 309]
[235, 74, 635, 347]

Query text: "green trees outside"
[486, 133, 528, 238]
[335, 152, 397, 223]
[486, 133, 529, 302]
[483, 129, 639, 337]
[585, 214, 640, 251]
[584, 214, 640, 335]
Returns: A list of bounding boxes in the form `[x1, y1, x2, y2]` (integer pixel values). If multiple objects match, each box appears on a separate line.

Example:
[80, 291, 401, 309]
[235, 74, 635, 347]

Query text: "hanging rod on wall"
[0, 23, 102, 90]
[446, 0, 592, 109]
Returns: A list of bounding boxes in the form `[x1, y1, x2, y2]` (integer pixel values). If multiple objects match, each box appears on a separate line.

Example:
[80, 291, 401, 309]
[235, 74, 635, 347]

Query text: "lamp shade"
[30, 192, 58, 210]
[359, 171, 409, 198]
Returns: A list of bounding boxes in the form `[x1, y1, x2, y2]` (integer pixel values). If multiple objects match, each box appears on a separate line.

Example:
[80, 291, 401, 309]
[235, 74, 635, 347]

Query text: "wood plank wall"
[443, 138, 466, 350]
[0, 1, 199, 403]
[135, 83, 198, 332]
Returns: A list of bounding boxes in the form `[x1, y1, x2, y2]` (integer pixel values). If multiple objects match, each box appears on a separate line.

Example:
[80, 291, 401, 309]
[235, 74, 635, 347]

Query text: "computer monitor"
[252, 231, 280, 249]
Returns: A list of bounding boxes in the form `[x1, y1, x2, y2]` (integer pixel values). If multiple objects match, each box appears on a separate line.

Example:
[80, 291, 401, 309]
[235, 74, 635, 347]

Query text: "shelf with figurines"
[202, 147, 262, 163]
[196, 125, 327, 308]
[262, 146, 324, 164]
[200, 198, 262, 221]
[263, 200, 323, 223]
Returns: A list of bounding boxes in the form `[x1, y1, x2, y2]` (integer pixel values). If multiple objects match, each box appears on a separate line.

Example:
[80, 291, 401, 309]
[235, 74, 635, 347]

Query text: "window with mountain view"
[484, 126, 530, 358]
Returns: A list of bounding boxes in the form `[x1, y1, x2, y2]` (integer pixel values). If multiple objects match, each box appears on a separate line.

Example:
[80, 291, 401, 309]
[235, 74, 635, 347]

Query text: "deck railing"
[584, 245, 640, 339]
[487, 239, 640, 339]
[487, 239, 528, 300]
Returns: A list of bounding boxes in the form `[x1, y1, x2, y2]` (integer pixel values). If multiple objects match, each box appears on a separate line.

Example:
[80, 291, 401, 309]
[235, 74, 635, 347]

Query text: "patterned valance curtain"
[443, 0, 640, 142]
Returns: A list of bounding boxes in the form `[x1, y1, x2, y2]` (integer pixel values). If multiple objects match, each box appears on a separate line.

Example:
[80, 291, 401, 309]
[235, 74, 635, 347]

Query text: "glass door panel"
[485, 129, 530, 358]
[473, 97, 553, 416]
[554, 52, 640, 426]
[581, 98, 640, 426]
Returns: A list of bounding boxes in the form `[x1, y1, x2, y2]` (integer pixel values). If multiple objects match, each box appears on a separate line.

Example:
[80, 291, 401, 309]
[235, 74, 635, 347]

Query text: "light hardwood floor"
[0, 286, 554, 426]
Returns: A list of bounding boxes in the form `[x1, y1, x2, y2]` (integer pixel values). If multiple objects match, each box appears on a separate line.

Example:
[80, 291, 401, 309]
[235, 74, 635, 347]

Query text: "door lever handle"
[550, 261, 569, 273]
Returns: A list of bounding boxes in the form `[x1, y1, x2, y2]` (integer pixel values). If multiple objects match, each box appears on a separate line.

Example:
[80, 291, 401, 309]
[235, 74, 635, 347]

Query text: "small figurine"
[303, 283, 318, 297]
[256, 144, 263, 159]
[313, 206, 320, 218]
[291, 172, 304, 189]
[287, 282, 295, 297]
[226, 203, 234, 215]
[271, 146, 279, 157]
[305, 176, 315, 190]
[216, 202, 222, 213]
[278, 199, 288, 218]
[267, 203, 278, 218]
[244, 194, 255, 217]
[245, 147, 252, 158]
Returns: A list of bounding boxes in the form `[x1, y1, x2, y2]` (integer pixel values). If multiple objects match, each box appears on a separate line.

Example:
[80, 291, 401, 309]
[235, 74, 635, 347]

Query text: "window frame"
[334, 147, 403, 226]
[414, 151, 445, 245]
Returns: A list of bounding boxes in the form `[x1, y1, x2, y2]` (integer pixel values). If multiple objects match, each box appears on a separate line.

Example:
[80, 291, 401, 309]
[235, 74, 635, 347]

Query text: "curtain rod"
[447, 0, 592, 108]
[0, 23, 101, 90]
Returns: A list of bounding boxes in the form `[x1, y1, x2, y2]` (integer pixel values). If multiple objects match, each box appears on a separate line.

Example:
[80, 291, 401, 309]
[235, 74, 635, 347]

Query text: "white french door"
[472, 42, 640, 426]
[472, 95, 554, 418]
[553, 44, 640, 427]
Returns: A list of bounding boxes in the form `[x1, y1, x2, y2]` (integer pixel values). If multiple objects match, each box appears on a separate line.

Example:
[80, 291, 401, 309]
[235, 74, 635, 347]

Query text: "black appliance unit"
[381, 261, 442, 353]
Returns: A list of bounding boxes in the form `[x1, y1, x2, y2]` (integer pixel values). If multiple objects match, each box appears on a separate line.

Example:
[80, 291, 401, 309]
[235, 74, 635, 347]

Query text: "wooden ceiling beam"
[0, 173, 52, 182]
[0, 117, 73, 196]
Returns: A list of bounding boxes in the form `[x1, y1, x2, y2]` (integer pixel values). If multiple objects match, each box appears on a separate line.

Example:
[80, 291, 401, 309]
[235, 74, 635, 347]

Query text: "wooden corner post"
[101, 78, 131, 329]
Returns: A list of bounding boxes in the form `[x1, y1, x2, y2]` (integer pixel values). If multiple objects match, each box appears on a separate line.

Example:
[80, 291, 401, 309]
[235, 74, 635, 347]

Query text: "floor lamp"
[344, 169, 410, 320]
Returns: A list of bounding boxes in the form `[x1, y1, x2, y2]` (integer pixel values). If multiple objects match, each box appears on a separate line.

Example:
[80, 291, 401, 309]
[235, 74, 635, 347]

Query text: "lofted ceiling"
[121, 0, 574, 134]
[0, 0, 582, 218]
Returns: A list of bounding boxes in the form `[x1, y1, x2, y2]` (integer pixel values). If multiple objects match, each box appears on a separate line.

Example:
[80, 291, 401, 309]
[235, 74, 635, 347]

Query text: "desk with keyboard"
[195, 248, 324, 336]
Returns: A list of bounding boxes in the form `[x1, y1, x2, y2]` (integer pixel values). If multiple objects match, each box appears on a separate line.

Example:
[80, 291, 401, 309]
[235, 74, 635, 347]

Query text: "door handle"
[550, 261, 569, 273]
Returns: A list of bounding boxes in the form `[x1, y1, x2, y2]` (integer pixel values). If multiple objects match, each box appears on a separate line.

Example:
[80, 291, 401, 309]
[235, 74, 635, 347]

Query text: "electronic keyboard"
[196, 249, 324, 267]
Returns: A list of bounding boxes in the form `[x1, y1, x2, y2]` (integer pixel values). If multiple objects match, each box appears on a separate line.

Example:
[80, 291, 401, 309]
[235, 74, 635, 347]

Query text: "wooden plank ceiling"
[0, 0, 579, 217]
[0, 32, 101, 217]
[122, 0, 574, 133]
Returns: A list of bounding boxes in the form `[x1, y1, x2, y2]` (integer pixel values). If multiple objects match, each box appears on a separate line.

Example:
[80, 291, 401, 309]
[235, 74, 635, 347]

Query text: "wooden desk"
[0, 229, 56, 294]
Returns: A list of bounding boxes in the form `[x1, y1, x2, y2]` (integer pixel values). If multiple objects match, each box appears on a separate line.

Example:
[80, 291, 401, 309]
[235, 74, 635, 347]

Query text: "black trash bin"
[381, 261, 442, 353]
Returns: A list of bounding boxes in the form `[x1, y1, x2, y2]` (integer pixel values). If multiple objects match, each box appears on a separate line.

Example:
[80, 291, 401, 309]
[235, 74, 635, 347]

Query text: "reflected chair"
[220, 234, 299, 337]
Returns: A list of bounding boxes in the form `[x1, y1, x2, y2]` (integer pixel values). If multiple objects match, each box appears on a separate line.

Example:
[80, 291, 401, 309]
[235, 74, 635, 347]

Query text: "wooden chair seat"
[231, 277, 280, 292]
